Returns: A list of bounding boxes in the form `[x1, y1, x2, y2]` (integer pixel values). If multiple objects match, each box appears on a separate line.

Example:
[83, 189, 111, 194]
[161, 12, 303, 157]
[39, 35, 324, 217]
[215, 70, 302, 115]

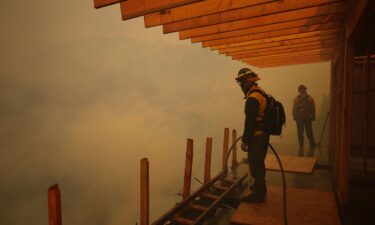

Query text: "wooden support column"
[204, 137, 213, 183]
[232, 129, 238, 179]
[222, 128, 229, 175]
[48, 184, 62, 225]
[183, 139, 193, 200]
[140, 158, 149, 225]
[338, 36, 354, 205]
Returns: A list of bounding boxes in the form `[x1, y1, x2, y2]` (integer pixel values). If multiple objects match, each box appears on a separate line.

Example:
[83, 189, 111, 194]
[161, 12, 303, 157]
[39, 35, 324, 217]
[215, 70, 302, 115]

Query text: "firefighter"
[236, 68, 269, 203]
[293, 84, 317, 147]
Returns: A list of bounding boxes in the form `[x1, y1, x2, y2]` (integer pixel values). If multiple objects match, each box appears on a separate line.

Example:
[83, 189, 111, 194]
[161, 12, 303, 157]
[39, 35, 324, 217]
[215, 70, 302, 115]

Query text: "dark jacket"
[242, 85, 267, 144]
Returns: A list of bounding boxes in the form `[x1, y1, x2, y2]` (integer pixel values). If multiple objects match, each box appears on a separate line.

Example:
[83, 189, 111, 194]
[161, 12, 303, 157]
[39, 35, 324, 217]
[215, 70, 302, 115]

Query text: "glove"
[241, 142, 248, 152]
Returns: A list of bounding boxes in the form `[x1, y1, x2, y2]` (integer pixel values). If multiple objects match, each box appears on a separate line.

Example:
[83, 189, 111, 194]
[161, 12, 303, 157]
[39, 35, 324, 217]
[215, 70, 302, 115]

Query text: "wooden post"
[140, 158, 149, 225]
[204, 137, 213, 183]
[183, 139, 193, 200]
[48, 184, 62, 225]
[222, 128, 229, 175]
[232, 129, 238, 179]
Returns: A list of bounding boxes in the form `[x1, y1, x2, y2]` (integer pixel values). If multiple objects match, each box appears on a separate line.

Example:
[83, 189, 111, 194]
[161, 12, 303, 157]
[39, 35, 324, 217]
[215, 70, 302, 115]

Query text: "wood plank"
[144, 0, 277, 27]
[253, 59, 331, 68]
[247, 57, 332, 67]
[211, 29, 342, 50]
[243, 49, 334, 62]
[222, 128, 229, 174]
[228, 39, 338, 57]
[203, 21, 342, 48]
[140, 158, 149, 225]
[204, 137, 212, 183]
[243, 53, 334, 64]
[264, 155, 318, 173]
[164, 0, 343, 33]
[48, 184, 62, 225]
[244, 54, 333, 65]
[178, 2, 347, 39]
[183, 139, 193, 200]
[94, 0, 124, 9]
[191, 13, 344, 43]
[230, 187, 341, 225]
[219, 34, 340, 54]
[345, 0, 369, 39]
[120, 0, 203, 20]
[232, 44, 338, 60]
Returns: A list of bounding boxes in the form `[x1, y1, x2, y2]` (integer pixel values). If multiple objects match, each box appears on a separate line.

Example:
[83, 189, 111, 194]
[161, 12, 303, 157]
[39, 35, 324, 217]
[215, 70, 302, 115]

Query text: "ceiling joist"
[178, 1, 346, 39]
[120, 0, 203, 20]
[144, 0, 278, 27]
[93, 0, 347, 68]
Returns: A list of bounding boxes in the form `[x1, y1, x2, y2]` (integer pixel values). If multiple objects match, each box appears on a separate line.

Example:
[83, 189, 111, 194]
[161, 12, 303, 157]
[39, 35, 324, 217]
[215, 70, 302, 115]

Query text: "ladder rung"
[212, 185, 228, 191]
[201, 192, 219, 200]
[188, 203, 209, 211]
[172, 216, 194, 225]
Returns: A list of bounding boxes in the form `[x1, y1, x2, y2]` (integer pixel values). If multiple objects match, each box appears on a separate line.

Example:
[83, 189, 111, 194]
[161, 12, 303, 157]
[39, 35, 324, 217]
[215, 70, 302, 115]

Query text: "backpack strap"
[248, 89, 268, 120]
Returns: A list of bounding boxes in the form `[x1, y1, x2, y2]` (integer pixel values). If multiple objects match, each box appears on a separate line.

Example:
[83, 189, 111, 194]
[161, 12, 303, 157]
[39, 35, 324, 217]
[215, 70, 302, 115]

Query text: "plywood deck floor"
[230, 186, 340, 225]
[265, 154, 317, 173]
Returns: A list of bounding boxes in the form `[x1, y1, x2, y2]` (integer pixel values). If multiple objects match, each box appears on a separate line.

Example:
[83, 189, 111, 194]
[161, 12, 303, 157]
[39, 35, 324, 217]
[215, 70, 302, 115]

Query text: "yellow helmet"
[236, 68, 260, 83]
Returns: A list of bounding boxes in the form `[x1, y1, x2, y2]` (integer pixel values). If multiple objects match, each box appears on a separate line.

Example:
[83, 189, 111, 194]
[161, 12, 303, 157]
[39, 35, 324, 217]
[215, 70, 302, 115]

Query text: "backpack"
[250, 90, 286, 135]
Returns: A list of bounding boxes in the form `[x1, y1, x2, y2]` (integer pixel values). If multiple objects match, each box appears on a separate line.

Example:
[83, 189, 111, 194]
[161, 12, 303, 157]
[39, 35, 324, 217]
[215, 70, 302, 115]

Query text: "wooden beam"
[345, 0, 369, 39]
[232, 44, 338, 60]
[204, 137, 213, 183]
[144, 0, 277, 27]
[48, 184, 62, 225]
[219, 33, 340, 54]
[164, 0, 344, 33]
[242, 49, 334, 62]
[252, 58, 331, 68]
[140, 158, 149, 225]
[211, 29, 342, 50]
[178, 1, 347, 39]
[231, 129, 238, 179]
[203, 21, 342, 48]
[191, 13, 344, 43]
[228, 39, 338, 57]
[120, 0, 203, 20]
[94, 0, 124, 9]
[183, 139, 193, 200]
[222, 128, 229, 175]
[245, 55, 332, 66]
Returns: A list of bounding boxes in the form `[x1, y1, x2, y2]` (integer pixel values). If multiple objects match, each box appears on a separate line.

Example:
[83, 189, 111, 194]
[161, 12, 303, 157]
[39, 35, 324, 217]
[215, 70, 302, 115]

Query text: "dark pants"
[247, 134, 269, 195]
[296, 118, 316, 146]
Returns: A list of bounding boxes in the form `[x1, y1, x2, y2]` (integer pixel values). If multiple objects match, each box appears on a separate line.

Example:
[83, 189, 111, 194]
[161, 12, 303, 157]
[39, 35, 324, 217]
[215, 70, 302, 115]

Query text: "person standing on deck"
[293, 84, 317, 148]
[236, 68, 270, 203]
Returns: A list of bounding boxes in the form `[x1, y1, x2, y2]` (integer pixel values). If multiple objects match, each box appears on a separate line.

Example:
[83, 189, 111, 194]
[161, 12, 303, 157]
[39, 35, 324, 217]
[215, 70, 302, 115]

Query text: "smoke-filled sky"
[0, 1, 330, 225]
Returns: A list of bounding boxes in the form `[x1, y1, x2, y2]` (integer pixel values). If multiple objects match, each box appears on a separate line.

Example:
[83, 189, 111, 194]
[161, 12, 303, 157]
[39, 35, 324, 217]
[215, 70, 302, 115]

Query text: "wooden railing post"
[183, 139, 193, 200]
[48, 184, 62, 225]
[232, 129, 238, 179]
[204, 137, 213, 183]
[222, 128, 229, 175]
[140, 158, 149, 225]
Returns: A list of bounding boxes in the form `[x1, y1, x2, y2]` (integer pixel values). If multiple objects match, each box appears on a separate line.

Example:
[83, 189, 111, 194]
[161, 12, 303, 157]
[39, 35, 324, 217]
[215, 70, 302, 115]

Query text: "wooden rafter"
[144, 0, 278, 27]
[218, 34, 340, 54]
[251, 58, 331, 68]
[178, 1, 346, 39]
[244, 56, 332, 66]
[232, 44, 338, 60]
[243, 48, 335, 62]
[211, 29, 342, 50]
[120, 0, 203, 20]
[203, 21, 342, 48]
[94, 0, 124, 9]
[228, 39, 338, 57]
[164, 0, 344, 33]
[190, 13, 344, 43]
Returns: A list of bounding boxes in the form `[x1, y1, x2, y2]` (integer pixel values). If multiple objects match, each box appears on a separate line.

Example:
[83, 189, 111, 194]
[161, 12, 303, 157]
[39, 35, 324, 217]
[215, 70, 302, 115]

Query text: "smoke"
[0, 1, 331, 224]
